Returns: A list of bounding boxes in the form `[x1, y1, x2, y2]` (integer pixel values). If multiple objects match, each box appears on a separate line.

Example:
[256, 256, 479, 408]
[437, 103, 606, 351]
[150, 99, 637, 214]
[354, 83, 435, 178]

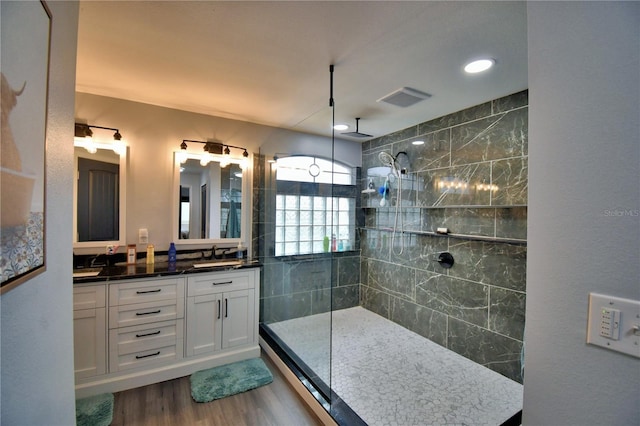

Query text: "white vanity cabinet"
[73, 266, 260, 398]
[73, 284, 107, 380]
[108, 277, 184, 372]
[186, 269, 257, 356]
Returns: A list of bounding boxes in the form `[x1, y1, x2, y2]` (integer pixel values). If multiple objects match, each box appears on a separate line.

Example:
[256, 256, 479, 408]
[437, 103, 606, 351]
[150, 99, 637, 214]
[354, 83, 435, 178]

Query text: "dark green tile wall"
[254, 90, 528, 385]
[361, 90, 528, 383]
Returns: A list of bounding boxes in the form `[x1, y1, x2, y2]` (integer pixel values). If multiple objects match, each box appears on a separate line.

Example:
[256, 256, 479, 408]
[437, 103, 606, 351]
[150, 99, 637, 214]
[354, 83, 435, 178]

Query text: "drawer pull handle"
[136, 310, 161, 316]
[213, 280, 233, 286]
[136, 330, 161, 338]
[136, 289, 161, 294]
[135, 351, 160, 359]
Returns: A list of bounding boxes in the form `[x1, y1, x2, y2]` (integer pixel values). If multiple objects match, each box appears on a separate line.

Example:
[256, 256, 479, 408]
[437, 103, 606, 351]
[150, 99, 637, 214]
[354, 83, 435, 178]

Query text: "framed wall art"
[0, 1, 51, 293]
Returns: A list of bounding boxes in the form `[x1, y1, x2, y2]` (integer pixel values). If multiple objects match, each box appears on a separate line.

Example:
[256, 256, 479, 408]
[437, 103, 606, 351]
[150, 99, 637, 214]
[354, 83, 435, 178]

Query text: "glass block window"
[274, 156, 356, 256]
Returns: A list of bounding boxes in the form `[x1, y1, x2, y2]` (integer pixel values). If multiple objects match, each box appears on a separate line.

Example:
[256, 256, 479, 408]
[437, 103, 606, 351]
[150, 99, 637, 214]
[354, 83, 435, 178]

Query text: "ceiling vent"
[377, 87, 431, 108]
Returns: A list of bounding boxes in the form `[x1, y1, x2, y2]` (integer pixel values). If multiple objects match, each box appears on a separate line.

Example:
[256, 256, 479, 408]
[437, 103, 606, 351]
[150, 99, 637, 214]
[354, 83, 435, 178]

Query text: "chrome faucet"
[90, 254, 107, 267]
[210, 245, 220, 260]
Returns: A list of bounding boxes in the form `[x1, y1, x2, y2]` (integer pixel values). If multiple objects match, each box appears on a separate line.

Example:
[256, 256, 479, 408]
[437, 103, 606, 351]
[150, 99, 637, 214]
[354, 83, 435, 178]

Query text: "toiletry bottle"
[331, 234, 337, 252]
[146, 244, 155, 264]
[168, 242, 177, 263]
[236, 242, 244, 259]
[127, 244, 136, 265]
[338, 240, 344, 252]
[323, 236, 330, 252]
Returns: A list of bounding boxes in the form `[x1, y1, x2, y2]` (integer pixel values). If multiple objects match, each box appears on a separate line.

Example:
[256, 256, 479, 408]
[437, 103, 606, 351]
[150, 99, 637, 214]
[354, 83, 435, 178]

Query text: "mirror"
[73, 146, 127, 249]
[173, 153, 249, 245]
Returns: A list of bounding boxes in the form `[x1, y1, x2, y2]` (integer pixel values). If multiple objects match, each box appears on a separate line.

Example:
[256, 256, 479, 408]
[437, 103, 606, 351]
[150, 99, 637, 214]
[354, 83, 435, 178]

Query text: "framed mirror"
[172, 152, 251, 246]
[73, 145, 127, 249]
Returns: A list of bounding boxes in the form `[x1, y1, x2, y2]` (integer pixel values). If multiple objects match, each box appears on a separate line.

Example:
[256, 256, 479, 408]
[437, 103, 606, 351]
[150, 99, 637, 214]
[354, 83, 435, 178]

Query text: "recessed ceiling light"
[412, 140, 425, 145]
[464, 58, 495, 74]
[333, 124, 349, 131]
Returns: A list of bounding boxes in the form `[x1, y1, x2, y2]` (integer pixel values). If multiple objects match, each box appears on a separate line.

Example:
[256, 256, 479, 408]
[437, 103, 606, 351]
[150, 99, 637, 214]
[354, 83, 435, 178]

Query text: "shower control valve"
[435, 252, 454, 268]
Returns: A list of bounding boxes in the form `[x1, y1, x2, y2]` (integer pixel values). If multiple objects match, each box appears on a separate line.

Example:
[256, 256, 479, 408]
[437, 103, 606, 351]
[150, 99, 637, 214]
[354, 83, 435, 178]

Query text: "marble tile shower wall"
[361, 90, 528, 383]
[252, 154, 360, 325]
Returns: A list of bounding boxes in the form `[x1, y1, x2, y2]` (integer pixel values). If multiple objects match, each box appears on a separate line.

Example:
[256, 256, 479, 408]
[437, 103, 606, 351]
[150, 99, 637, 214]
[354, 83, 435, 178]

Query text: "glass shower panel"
[257, 121, 335, 412]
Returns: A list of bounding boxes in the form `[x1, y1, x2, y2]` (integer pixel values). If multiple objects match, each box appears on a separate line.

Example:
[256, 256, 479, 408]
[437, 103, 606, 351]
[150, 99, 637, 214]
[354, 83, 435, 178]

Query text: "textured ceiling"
[76, 1, 528, 140]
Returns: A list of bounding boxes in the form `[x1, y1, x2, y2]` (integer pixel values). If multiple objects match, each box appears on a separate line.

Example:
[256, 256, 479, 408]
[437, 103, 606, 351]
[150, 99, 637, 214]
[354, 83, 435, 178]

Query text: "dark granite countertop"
[72, 259, 261, 284]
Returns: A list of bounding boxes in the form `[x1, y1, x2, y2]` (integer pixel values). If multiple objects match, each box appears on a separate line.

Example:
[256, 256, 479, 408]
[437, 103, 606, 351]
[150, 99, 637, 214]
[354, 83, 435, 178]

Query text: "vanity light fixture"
[179, 139, 249, 169]
[74, 123, 126, 155]
[333, 124, 349, 131]
[412, 140, 425, 145]
[240, 149, 249, 170]
[464, 58, 495, 74]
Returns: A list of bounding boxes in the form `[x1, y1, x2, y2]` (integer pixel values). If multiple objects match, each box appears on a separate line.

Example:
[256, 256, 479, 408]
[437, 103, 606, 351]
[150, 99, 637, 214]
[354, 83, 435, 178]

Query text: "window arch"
[275, 155, 354, 185]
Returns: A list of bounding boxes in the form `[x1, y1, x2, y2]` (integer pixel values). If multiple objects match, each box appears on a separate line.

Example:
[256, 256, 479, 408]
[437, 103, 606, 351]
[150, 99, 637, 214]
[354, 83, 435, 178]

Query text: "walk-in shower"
[257, 67, 525, 426]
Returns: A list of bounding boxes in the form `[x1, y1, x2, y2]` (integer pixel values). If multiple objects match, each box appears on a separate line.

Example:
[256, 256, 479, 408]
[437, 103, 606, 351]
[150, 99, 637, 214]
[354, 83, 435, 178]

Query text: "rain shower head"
[342, 118, 372, 138]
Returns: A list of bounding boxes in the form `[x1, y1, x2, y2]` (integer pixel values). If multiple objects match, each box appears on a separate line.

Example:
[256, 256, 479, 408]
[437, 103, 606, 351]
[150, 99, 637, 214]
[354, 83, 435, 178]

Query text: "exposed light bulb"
[176, 151, 187, 164]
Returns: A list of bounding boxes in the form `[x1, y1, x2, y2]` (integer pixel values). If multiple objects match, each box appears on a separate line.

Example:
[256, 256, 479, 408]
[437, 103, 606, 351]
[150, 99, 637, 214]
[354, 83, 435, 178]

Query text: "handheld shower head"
[378, 151, 395, 167]
[378, 151, 399, 176]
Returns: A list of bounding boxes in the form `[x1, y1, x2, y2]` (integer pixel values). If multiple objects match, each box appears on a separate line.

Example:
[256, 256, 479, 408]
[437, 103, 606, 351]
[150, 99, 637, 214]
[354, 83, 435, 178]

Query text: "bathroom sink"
[193, 260, 242, 268]
[73, 270, 101, 278]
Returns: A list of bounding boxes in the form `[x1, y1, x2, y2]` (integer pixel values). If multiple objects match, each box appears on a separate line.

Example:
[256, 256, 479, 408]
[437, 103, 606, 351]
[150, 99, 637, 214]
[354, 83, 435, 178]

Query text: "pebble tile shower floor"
[268, 307, 522, 425]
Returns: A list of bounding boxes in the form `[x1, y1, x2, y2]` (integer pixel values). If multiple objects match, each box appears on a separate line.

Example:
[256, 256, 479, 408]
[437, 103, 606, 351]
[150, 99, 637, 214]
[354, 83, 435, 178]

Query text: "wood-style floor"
[111, 354, 323, 426]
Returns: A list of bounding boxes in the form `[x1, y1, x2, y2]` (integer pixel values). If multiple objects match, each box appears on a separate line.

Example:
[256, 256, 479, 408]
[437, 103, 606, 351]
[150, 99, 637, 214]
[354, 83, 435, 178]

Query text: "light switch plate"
[587, 293, 640, 358]
[138, 228, 148, 244]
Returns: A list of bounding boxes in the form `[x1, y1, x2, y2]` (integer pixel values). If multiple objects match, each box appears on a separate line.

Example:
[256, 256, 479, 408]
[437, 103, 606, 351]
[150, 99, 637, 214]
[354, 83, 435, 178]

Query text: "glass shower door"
[256, 141, 335, 414]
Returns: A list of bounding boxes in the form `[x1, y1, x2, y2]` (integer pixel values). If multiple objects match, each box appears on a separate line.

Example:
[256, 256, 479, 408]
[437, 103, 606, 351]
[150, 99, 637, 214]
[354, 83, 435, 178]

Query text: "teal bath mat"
[190, 357, 273, 403]
[76, 393, 114, 426]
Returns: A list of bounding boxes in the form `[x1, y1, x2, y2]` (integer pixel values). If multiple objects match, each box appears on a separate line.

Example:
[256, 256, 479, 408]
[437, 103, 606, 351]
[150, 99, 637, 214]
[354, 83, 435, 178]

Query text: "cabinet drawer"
[109, 319, 184, 357]
[109, 299, 184, 329]
[187, 271, 249, 297]
[73, 284, 106, 310]
[109, 278, 183, 306]
[109, 342, 182, 373]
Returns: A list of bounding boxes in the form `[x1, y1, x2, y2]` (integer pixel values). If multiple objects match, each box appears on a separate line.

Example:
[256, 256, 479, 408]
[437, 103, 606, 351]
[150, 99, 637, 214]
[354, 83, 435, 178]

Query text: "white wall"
[1, 2, 79, 425]
[75, 93, 361, 254]
[524, 2, 639, 425]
